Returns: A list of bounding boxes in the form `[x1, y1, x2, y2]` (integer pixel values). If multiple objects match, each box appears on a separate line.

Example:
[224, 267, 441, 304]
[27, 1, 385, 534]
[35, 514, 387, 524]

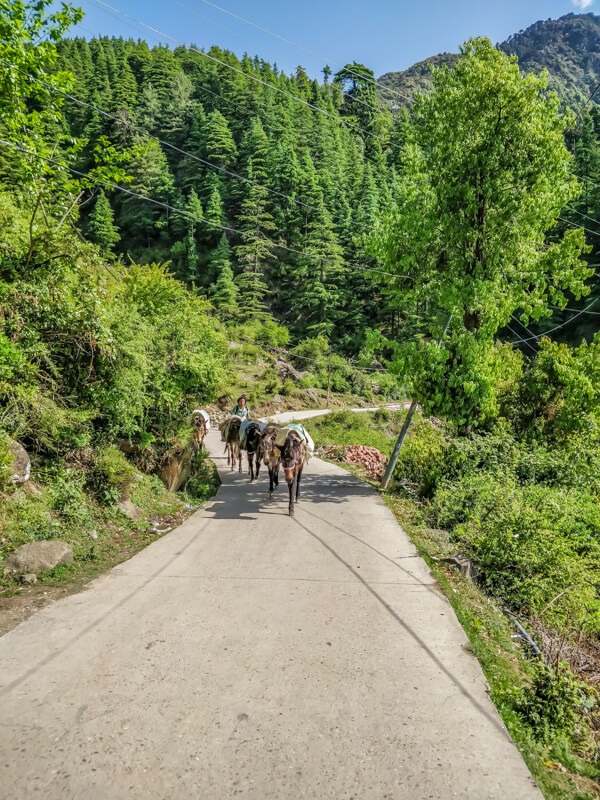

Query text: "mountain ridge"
[379, 12, 600, 108]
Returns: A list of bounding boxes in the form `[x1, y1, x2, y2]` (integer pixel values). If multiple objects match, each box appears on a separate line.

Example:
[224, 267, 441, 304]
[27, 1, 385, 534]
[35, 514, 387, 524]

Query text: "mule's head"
[281, 433, 303, 481]
[260, 424, 279, 454]
[246, 422, 261, 454]
[192, 412, 207, 437]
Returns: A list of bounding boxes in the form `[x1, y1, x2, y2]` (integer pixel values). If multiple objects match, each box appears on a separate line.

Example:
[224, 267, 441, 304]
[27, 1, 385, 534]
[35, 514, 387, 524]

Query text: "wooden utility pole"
[327, 343, 332, 408]
[380, 314, 452, 490]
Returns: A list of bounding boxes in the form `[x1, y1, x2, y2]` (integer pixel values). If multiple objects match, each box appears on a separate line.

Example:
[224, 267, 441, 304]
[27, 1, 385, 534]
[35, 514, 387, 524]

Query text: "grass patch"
[303, 409, 408, 455]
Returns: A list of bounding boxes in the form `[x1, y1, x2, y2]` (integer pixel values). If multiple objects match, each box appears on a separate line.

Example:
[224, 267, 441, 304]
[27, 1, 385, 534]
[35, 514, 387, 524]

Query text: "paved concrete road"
[0, 415, 541, 800]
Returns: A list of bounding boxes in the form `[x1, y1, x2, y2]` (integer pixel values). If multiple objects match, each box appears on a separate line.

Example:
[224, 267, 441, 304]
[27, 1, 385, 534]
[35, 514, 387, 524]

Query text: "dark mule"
[244, 421, 263, 482]
[260, 423, 281, 495]
[224, 417, 243, 473]
[280, 430, 307, 516]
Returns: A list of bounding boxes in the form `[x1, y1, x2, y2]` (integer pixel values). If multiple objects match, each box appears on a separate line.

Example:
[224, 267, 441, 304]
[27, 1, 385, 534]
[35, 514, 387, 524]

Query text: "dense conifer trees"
[53, 36, 400, 348]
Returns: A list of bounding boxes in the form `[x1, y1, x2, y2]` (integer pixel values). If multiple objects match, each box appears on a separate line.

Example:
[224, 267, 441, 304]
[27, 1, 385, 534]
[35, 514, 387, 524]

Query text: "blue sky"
[73, 0, 597, 78]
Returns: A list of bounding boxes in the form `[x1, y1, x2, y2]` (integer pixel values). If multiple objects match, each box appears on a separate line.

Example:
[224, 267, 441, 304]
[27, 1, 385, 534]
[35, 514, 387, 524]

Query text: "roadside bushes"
[430, 473, 600, 632]
[87, 446, 136, 504]
[517, 661, 597, 745]
[393, 420, 445, 495]
[390, 336, 600, 634]
[0, 195, 227, 456]
[502, 336, 600, 441]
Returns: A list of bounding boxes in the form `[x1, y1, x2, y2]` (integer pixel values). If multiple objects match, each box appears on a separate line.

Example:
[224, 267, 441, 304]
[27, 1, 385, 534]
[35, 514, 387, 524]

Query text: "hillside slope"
[379, 12, 600, 108]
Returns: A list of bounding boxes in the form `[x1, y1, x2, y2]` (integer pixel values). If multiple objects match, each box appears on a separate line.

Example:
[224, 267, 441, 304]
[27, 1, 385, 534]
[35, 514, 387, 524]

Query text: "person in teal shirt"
[232, 395, 250, 418]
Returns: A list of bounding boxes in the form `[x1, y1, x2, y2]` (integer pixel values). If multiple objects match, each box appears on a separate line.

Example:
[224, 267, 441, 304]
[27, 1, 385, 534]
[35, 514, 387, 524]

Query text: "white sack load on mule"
[274, 423, 314, 459]
[191, 409, 211, 429]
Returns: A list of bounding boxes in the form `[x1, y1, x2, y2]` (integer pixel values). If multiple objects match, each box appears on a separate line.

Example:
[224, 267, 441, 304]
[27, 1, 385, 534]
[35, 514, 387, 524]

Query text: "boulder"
[306, 388, 319, 402]
[274, 360, 304, 383]
[4, 541, 73, 575]
[88, 529, 98, 540]
[117, 499, 142, 521]
[442, 554, 479, 581]
[20, 574, 37, 584]
[9, 440, 30, 485]
[272, 394, 283, 405]
[157, 447, 192, 493]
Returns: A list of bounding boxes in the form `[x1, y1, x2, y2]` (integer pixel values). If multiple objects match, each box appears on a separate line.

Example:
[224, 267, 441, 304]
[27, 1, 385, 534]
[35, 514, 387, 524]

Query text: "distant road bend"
[0, 410, 542, 799]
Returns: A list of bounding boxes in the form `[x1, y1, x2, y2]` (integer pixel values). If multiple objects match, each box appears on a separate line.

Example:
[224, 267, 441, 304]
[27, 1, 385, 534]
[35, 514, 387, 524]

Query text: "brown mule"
[223, 417, 243, 473]
[260, 423, 281, 495]
[279, 430, 307, 516]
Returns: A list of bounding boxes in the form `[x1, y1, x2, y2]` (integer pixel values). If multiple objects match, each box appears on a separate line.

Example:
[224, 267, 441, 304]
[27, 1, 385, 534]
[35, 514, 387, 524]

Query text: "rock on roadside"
[9, 440, 31, 485]
[3, 541, 73, 576]
[117, 499, 143, 521]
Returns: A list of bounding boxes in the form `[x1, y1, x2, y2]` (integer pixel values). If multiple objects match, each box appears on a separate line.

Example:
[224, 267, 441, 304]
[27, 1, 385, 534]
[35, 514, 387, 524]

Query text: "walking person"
[232, 395, 250, 418]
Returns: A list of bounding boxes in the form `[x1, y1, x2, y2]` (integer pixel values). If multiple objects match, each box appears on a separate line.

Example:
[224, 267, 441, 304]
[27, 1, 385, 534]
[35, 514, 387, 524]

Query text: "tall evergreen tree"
[234, 161, 276, 319]
[87, 190, 119, 256]
[203, 110, 237, 167]
[210, 234, 239, 316]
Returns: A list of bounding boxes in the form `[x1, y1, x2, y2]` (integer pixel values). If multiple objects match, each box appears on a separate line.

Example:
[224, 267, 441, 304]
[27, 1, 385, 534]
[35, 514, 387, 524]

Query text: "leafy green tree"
[238, 117, 269, 182]
[294, 200, 344, 337]
[0, 0, 82, 186]
[112, 52, 138, 114]
[137, 83, 161, 132]
[573, 116, 600, 216]
[87, 190, 120, 255]
[369, 37, 590, 435]
[171, 189, 204, 283]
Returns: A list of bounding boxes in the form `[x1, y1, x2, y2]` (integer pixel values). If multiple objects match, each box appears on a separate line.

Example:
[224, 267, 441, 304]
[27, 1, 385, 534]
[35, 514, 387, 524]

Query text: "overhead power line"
[167, 0, 386, 117]
[509, 298, 600, 344]
[549, 303, 600, 316]
[505, 321, 538, 354]
[90, 0, 400, 151]
[566, 206, 600, 229]
[173, 0, 413, 105]
[577, 78, 600, 121]
[0, 137, 411, 281]
[558, 215, 600, 240]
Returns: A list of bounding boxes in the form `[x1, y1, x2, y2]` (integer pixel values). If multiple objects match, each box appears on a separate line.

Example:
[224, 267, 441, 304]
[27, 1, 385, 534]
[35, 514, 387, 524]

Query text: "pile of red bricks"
[322, 444, 388, 479]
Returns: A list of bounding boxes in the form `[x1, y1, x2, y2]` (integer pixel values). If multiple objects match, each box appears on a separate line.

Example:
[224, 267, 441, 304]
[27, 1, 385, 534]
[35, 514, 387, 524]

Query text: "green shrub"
[185, 450, 220, 503]
[0, 495, 61, 551]
[502, 335, 600, 441]
[430, 474, 600, 630]
[240, 343, 261, 361]
[298, 373, 317, 389]
[281, 378, 295, 396]
[0, 433, 13, 491]
[373, 408, 391, 424]
[48, 473, 93, 526]
[517, 661, 595, 743]
[394, 420, 445, 495]
[87, 445, 136, 504]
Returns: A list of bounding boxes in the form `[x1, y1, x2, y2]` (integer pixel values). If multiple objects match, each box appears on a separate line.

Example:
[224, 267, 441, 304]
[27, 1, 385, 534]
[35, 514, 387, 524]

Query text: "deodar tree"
[370, 38, 592, 435]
